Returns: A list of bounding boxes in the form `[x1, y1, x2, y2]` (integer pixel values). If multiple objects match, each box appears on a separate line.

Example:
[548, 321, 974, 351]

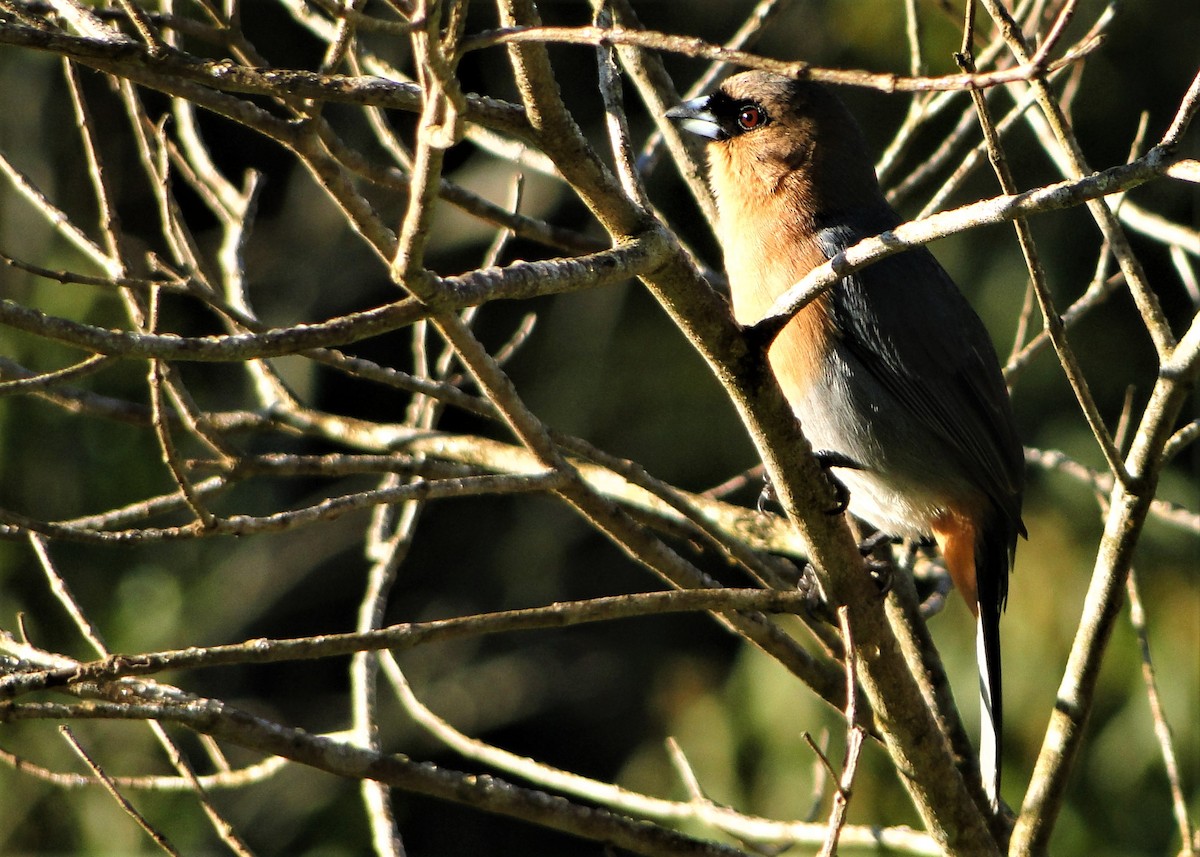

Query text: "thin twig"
[28, 533, 108, 653]
[1025, 447, 1199, 533]
[59, 726, 183, 856]
[592, 1, 652, 214]
[0, 353, 115, 394]
[377, 653, 938, 853]
[1, 588, 812, 698]
[980, 0, 1176, 360]
[750, 147, 1178, 343]
[633, 0, 793, 179]
[458, 24, 1094, 93]
[1014, 323, 1200, 853]
[955, 35, 1131, 487]
[817, 607, 866, 857]
[0, 699, 752, 857]
[1125, 569, 1196, 855]
[28, 531, 257, 856]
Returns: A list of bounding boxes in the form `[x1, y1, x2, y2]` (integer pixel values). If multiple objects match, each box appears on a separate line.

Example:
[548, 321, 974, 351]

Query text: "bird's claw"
[812, 449, 861, 516]
[865, 556, 894, 595]
[796, 563, 832, 619]
[759, 451, 863, 518]
[858, 530, 893, 555]
[756, 474, 778, 515]
[824, 472, 851, 516]
[858, 530, 896, 595]
[793, 531, 894, 617]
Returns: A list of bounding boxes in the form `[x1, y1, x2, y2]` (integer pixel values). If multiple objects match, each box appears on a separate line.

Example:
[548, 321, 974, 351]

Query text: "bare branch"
[59, 726, 183, 856]
[0, 589, 810, 697]
[459, 24, 1095, 94]
[751, 147, 1179, 343]
[0, 2, 1192, 852]
[1126, 569, 1197, 854]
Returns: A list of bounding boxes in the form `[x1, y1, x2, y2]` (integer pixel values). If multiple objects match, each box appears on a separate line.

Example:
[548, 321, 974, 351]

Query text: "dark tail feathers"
[976, 513, 1015, 810]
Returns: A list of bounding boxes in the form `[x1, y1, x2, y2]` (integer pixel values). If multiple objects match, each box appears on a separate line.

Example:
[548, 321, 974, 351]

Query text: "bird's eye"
[737, 104, 766, 131]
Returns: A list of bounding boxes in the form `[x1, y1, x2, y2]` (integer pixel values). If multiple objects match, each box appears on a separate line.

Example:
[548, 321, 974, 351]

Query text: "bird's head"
[666, 71, 884, 217]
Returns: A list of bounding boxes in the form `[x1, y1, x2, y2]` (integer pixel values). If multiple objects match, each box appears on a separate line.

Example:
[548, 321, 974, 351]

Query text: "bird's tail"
[976, 606, 1002, 810]
[934, 508, 1015, 810]
[976, 517, 1012, 811]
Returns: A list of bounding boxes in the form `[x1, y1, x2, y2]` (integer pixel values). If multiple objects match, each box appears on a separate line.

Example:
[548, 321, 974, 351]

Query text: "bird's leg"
[857, 529, 897, 595]
[795, 562, 834, 621]
[789, 530, 896, 622]
[757, 450, 862, 516]
[756, 471, 778, 514]
[812, 449, 861, 515]
[759, 448, 891, 598]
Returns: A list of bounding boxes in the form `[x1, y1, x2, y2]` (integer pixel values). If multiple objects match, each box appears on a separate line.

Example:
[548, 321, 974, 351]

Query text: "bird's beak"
[665, 96, 722, 140]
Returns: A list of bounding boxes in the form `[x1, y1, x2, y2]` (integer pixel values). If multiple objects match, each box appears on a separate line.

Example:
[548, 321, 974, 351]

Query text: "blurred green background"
[0, 0, 1197, 854]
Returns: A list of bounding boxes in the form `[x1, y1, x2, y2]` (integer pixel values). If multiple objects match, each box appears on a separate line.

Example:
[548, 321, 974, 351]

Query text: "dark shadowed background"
[0, 0, 1197, 854]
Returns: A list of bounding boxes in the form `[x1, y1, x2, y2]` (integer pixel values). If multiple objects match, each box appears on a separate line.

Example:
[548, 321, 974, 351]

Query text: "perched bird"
[667, 71, 1024, 809]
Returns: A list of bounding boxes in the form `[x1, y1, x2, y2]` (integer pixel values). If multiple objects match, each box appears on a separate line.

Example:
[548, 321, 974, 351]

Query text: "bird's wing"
[817, 223, 1025, 530]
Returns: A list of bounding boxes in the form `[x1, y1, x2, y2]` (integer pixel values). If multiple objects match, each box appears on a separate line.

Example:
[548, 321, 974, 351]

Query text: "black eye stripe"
[737, 104, 766, 130]
[704, 91, 769, 137]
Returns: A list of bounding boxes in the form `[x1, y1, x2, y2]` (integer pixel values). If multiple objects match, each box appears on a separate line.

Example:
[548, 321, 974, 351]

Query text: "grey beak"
[665, 96, 722, 140]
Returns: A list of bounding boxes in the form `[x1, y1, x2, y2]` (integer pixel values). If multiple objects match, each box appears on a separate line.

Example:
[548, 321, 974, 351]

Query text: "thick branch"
[1012, 320, 1200, 852]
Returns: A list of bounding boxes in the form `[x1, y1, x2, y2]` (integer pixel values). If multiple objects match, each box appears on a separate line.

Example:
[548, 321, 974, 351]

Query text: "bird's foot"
[756, 451, 862, 516]
[865, 556, 894, 595]
[792, 532, 895, 618]
[796, 563, 833, 620]
[858, 530, 896, 595]
[812, 450, 861, 516]
[756, 473, 778, 515]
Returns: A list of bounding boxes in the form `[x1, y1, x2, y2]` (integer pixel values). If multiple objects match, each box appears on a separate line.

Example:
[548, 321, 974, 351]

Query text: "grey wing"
[818, 224, 1025, 531]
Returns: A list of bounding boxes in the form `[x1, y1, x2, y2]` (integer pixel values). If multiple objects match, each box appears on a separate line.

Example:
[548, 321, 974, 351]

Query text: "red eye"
[737, 105, 765, 131]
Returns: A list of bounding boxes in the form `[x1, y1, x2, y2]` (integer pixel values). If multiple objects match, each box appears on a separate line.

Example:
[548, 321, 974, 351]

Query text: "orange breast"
[722, 207, 835, 402]
[709, 142, 837, 401]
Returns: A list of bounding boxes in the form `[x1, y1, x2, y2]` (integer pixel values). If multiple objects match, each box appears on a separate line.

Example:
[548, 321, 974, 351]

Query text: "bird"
[667, 70, 1025, 810]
